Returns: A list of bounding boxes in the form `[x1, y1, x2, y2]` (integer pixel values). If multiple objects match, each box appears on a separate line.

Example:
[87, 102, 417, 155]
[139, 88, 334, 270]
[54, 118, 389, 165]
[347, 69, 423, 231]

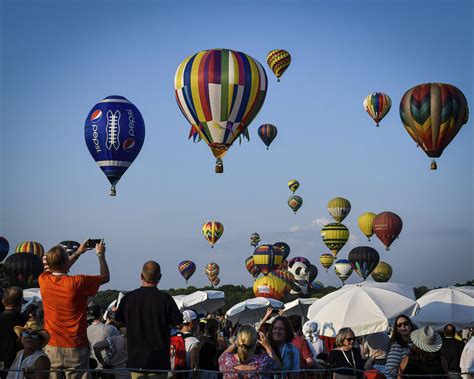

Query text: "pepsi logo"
[91, 109, 102, 122]
[123, 138, 136, 152]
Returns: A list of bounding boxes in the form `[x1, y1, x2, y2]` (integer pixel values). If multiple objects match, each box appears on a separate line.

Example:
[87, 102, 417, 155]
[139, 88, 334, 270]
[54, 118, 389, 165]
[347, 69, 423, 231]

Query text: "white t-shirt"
[184, 334, 201, 368]
[460, 337, 474, 379]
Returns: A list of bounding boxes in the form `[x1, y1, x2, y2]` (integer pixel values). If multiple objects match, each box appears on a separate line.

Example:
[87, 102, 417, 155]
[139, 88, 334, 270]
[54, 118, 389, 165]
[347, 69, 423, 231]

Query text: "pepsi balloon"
[84, 96, 145, 196]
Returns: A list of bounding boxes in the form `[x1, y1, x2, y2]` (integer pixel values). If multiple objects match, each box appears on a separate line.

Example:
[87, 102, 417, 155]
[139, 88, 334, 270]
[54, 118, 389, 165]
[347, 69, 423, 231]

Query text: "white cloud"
[289, 225, 303, 232]
[311, 217, 330, 227]
[289, 217, 331, 233]
[348, 233, 361, 247]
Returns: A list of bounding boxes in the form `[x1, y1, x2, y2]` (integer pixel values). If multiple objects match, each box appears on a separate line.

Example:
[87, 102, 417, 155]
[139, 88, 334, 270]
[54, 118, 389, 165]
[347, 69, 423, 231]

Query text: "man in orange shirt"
[39, 240, 109, 379]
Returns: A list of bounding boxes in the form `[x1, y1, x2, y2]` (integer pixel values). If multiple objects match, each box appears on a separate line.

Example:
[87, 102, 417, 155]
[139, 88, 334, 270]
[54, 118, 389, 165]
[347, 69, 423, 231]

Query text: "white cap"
[182, 310, 198, 323]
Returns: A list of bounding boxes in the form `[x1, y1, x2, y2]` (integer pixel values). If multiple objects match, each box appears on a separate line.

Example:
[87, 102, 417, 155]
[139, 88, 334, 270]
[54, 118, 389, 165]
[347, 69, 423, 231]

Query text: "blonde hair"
[236, 325, 257, 362]
[335, 327, 355, 347]
[46, 246, 68, 270]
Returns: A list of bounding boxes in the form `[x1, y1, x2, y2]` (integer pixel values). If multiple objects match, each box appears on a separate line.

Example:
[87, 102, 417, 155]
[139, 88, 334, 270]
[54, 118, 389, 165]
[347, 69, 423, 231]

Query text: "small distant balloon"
[358, 212, 376, 241]
[258, 124, 278, 149]
[373, 212, 403, 250]
[59, 241, 80, 256]
[327, 197, 351, 223]
[267, 49, 291, 82]
[288, 195, 303, 214]
[250, 233, 261, 248]
[178, 260, 196, 283]
[202, 221, 224, 248]
[363, 92, 392, 127]
[288, 180, 300, 193]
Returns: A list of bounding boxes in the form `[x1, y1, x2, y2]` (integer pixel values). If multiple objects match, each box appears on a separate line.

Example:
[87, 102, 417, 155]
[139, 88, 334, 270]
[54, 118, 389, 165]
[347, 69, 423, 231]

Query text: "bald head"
[141, 261, 161, 284]
[444, 324, 456, 337]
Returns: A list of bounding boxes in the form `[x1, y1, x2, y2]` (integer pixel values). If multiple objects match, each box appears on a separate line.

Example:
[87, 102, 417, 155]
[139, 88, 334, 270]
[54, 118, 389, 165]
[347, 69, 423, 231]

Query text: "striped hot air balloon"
[258, 124, 278, 149]
[205, 262, 220, 283]
[253, 245, 284, 276]
[245, 256, 261, 279]
[266, 49, 291, 82]
[174, 49, 268, 173]
[327, 197, 351, 223]
[253, 275, 286, 300]
[178, 260, 196, 283]
[320, 253, 335, 272]
[400, 83, 469, 170]
[270, 270, 295, 294]
[202, 221, 224, 248]
[321, 223, 349, 257]
[371, 261, 393, 282]
[334, 259, 353, 284]
[358, 212, 376, 241]
[364, 92, 392, 127]
[288, 179, 300, 193]
[373, 212, 403, 251]
[15, 242, 44, 257]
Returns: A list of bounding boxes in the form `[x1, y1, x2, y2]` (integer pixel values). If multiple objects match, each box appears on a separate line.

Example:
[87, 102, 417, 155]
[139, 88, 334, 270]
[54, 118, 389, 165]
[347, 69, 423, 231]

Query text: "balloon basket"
[109, 186, 117, 196]
[215, 158, 223, 173]
[430, 160, 437, 170]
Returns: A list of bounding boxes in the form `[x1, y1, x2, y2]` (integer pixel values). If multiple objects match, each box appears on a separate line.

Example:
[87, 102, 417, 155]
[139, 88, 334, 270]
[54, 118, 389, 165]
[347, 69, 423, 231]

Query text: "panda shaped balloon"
[84, 96, 145, 196]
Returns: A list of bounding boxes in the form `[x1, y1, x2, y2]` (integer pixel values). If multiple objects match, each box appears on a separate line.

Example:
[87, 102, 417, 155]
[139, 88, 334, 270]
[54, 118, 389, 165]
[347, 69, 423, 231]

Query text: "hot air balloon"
[319, 253, 334, 272]
[178, 260, 196, 283]
[348, 246, 380, 281]
[250, 233, 261, 248]
[288, 179, 299, 193]
[258, 124, 278, 149]
[363, 92, 392, 127]
[308, 264, 318, 284]
[287, 257, 312, 295]
[288, 195, 303, 214]
[58, 241, 80, 256]
[202, 221, 224, 248]
[205, 263, 220, 282]
[270, 270, 295, 294]
[174, 49, 268, 173]
[334, 259, 353, 284]
[245, 256, 261, 278]
[253, 275, 286, 300]
[278, 259, 289, 271]
[373, 212, 403, 250]
[211, 277, 220, 287]
[4, 253, 43, 287]
[84, 96, 145, 196]
[266, 49, 291, 82]
[273, 242, 290, 260]
[371, 261, 393, 282]
[15, 242, 44, 257]
[400, 83, 469, 170]
[253, 245, 284, 276]
[358, 212, 376, 241]
[0, 237, 9, 262]
[321, 223, 349, 257]
[327, 197, 351, 223]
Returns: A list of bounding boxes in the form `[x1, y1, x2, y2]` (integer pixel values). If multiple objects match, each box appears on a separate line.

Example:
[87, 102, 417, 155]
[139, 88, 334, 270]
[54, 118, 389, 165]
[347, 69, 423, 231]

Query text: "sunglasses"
[397, 321, 410, 328]
[21, 331, 41, 340]
[345, 337, 355, 342]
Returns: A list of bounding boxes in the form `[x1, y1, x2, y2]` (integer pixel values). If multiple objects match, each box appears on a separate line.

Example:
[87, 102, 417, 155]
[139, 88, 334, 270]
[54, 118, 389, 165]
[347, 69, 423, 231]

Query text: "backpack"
[170, 332, 192, 371]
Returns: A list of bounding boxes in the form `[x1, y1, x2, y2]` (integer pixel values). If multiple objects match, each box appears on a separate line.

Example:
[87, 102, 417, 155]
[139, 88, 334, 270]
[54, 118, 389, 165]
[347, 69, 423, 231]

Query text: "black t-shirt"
[327, 348, 365, 377]
[440, 337, 465, 372]
[199, 336, 218, 371]
[115, 287, 183, 370]
[0, 309, 28, 364]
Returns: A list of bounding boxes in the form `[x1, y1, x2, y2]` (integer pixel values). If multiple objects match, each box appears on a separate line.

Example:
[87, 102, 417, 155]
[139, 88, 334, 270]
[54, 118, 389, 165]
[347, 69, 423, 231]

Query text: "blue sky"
[0, 0, 472, 291]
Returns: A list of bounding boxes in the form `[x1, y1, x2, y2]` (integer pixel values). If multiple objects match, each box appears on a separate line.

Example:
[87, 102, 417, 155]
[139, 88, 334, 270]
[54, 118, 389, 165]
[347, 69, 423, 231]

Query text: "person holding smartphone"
[39, 240, 110, 379]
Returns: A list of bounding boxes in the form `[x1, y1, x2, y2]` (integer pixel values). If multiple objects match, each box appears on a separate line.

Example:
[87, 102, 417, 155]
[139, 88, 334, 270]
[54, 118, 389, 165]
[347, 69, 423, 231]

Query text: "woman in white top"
[7, 322, 51, 379]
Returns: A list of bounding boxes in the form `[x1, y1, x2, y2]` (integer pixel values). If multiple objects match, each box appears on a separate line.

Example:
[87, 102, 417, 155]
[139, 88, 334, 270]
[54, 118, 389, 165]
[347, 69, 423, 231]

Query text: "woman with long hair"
[397, 325, 448, 379]
[326, 328, 382, 379]
[268, 316, 301, 372]
[218, 324, 279, 378]
[385, 315, 415, 377]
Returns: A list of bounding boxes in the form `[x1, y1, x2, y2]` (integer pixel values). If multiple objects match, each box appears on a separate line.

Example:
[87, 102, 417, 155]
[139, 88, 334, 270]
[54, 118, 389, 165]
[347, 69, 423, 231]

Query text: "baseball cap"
[182, 310, 198, 323]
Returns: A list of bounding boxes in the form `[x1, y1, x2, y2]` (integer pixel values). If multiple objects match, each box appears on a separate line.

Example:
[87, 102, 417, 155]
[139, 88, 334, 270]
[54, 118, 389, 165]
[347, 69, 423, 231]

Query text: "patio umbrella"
[307, 283, 418, 337]
[226, 297, 283, 325]
[173, 290, 225, 315]
[283, 298, 317, 321]
[413, 286, 474, 330]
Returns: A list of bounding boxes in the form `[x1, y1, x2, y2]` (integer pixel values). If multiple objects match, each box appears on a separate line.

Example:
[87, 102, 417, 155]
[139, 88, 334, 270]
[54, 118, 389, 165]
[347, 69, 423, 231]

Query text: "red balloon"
[373, 212, 403, 250]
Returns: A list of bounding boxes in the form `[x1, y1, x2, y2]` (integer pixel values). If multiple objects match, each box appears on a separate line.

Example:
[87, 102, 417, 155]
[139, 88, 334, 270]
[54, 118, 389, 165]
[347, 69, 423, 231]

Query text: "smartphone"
[87, 239, 102, 248]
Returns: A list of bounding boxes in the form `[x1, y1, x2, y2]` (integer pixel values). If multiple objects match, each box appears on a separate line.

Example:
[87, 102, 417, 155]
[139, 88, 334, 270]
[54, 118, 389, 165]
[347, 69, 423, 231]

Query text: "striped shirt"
[385, 342, 413, 377]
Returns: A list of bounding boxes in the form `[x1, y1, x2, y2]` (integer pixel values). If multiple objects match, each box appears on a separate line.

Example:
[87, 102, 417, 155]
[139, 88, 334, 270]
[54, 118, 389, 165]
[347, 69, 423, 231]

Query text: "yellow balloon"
[358, 212, 376, 241]
[253, 275, 286, 301]
[371, 261, 393, 282]
[327, 197, 351, 223]
[288, 179, 299, 193]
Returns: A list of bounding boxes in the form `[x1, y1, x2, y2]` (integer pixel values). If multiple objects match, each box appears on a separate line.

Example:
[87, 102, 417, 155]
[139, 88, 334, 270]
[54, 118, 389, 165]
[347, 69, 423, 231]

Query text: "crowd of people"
[0, 241, 473, 378]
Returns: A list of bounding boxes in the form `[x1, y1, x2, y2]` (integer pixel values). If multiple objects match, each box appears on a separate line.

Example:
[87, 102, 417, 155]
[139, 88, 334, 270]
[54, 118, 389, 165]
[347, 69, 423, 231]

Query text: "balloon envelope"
[358, 212, 376, 241]
[321, 223, 349, 257]
[84, 96, 145, 196]
[320, 253, 335, 271]
[258, 124, 278, 149]
[327, 197, 351, 223]
[4, 253, 43, 286]
[288, 180, 299, 193]
[245, 256, 261, 278]
[205, 263, 220, 283]
[15, 242, 44, 257]
[371, 261, 393, 282]
[59, 241, 80, 256]
[202, 221, 224, 247]
[363, 92, 392, 126]
[334, 259, 353, 284]
[373, 212, 403, 250]
[266, 49, 291, 81]
[288, 195, 303, 214]
[0, 237, 9, 262]
[253, 245, 284, 276]
[273, 242, 290, 260]
[348, 246, 380, 280]
[253, 275, 286, 301]
[250, 233, 261, 247]
[178, 260, 196, 282]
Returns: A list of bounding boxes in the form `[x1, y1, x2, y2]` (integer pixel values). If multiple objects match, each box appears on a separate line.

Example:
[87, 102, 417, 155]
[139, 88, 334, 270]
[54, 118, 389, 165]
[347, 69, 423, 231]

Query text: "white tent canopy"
[283, 298, 317, 321]
[173, 290, 225, 315]
[22, 288, 42, 313]
[413, 286, 474, 330]
[307, 283, 418, 337]
[226, 297, 283, 325]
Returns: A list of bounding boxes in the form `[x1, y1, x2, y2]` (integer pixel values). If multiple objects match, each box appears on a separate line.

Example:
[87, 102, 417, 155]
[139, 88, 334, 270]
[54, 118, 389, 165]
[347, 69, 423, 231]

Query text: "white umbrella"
[226, 297, 283, 325]
[307, 283, 418, 337]
[283, 298, 317, 321]
[358, 281, 417, 300]
[413, 286, 474, 330]
[173, 290, 225, 315]
[22, 288, 42, 313]
[103, 292, 125, 321]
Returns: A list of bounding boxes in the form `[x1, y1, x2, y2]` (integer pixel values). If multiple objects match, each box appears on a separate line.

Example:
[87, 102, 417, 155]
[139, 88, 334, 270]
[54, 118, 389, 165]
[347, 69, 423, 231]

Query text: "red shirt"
[292, 335, 313, 369]
[39, 272, 102, 347]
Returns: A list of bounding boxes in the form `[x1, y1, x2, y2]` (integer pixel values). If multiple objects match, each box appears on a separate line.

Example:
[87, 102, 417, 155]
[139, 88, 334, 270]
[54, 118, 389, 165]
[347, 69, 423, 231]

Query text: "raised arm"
[96, 240, 109, 284]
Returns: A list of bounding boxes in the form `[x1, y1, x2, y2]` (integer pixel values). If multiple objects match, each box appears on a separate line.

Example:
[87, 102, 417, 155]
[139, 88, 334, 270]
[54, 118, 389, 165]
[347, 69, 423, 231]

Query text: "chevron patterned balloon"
[266, 49, 291, 82]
